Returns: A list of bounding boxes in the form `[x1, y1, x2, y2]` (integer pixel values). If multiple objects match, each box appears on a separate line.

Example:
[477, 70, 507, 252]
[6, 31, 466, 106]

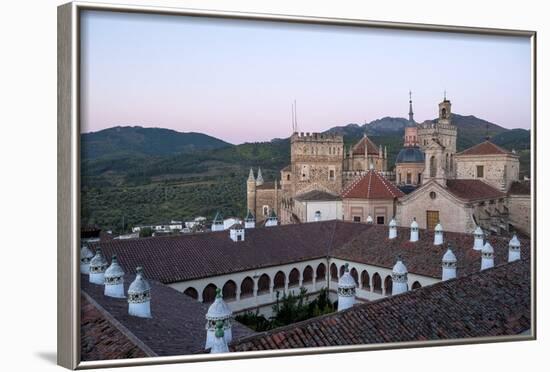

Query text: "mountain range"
[81, 114, 530, 233]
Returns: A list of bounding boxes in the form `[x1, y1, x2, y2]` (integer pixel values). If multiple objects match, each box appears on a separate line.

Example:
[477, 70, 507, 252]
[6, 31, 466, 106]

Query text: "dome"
[482, 242, 494, 254]
[105, 255, 125, 279]
[89, 248, 108, 271]
[80, 244, 94, 261]
[442, 248, 457, 263]
[509, 234, 521, 248]
[206, 289, 232, 320]
[395, 147, 425, 164]
[128, 267, 151, 295]
[338, 264, 356, 288]
[392, 260, 408, 275]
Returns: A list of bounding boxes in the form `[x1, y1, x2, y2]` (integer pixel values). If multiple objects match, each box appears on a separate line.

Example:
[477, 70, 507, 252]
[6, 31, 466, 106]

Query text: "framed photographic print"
[57, 1, 536, 369]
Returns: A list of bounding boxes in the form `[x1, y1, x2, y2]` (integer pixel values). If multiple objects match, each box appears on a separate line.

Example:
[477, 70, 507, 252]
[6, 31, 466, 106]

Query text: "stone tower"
[290, 132, 344, 196]
[246, 168, 256, 214]
[417, 94, 457, 178]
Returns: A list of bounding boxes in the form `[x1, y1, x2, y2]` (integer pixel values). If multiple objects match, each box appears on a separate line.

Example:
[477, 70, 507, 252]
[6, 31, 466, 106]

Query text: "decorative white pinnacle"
[410, 218, 419, 242]
[389, 217, 397, 239]
[481, 242, 494, 271]
[508, 234, 521, 262]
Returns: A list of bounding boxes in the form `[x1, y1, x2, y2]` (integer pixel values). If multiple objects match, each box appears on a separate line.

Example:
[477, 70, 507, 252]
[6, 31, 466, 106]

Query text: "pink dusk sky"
[80, 10, 532, 144]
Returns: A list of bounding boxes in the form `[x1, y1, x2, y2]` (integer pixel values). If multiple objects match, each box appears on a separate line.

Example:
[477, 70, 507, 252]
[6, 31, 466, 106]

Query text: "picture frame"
[58, 1, 537, 369]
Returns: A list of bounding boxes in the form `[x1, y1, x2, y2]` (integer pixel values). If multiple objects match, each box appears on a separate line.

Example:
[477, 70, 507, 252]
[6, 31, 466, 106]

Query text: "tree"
[139, 227, 153, 237]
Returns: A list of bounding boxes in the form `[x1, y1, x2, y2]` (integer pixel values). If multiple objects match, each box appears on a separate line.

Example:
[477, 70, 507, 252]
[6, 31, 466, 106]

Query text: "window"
[477, 165, 484, 178]
[406, 172, 412, 184]
[329, 169, 335, 180]
[353, 216, 361, 222]
[417, 173, 422, 184]
[286, 174, 290, 181]
[376, 216, 385, 225]
[430, 156, 436, 178]
[262, 205, 269, 216]
[430, 191, 436, 199]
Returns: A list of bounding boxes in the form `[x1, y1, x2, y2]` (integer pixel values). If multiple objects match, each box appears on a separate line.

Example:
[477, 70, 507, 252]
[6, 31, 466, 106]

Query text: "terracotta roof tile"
[446, 179, 506, 201]
[352, 136, 380, 156]
[457, 141, 512, 156]
[230, 259, 531, 351]
[342, 170, 405, 199]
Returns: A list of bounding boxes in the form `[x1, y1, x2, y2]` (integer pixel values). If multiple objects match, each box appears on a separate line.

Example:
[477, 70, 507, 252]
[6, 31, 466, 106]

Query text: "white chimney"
[441, 247, 457, 280]
[210, 320, 229, 354]
[410, 218, 419, 242]
[434, 222, 443, 245]
[89, 248, 108, 285]
[508, 234, 521, 262]
[205, 289, 233, 349]
[473, 226, 484, 250]
[265, 209, 278, 227]
[244, 209, 255, 229]
[211, 211, 224, 232]
[337, 263, 356, 311]
[389, 217, 397, 239]
[229, 223, 245, 242]
[366, 215, 373, 224]
[314, 211, 321, 222]
[127, 267, 152, 318]
[481, 242, 494, 271]
[104, 254, 125, 298]
[80, 243, 94, 274]
[391, 259, 408, 295]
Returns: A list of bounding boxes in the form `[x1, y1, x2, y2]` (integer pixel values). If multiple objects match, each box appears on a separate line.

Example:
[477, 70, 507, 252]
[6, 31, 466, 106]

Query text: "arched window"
[384, 275, 393, 295]
[222, 280, 237, 301]
[330, 263, 338, 282]
[450, 154, 453, 172]
[445, 153, 449, 171]
[339, 265, 346, 277]
[350, 268, 359, 285]
[372, 273, 382, 294]
[361, 270, 370, 290]
[412, 281, 422, 290]
[441, 108, 447, 118]
[430, 156, 436, 178]
[240, 277, 254, 298]
[287, 174, 290, 181]
[258, 274, 270, 294]
[302, 266, 313, 284]
[316, 263, 326, 281]
[184, 287, 198, 300]
[289, 268, 300, 287]
[274, 271, 285, 289]
[202, 284, 217, 303]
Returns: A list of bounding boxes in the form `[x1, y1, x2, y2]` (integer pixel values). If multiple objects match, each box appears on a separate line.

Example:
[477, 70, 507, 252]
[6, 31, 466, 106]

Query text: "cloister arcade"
[169, 257, 440, 315]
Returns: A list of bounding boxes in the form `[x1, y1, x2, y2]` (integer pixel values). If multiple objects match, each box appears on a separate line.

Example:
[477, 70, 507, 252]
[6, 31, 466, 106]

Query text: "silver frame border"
[57, 1, 537, 369]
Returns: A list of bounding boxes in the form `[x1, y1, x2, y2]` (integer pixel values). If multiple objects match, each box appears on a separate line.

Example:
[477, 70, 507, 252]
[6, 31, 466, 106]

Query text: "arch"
[441, 107, 447, 118]
[361, 270, 370, 290]
[202, 283, 217, 303]
[339, 265, 346, 277]
[430, 156, 436, 178]
[316, 263, 326, 281]
[240, 277, 254, 298]
[183, 287, 198, 300]
[330, 263, 338, 282]
[274, 271, 286, 289]
[384, 275, 393, 295]
[302, 265, 313, 284]
[372, 273, 382, 294]
[289, 268, 300, 287]
[258, 273, 270, 294]
[222, 280, 237, 301]
[350, 267, 359, 285]
[412, 281, 422, 290]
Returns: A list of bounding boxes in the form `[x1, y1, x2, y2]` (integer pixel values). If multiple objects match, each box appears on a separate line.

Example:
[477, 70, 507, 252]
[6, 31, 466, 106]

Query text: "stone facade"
[508, 194, 531, 236]
[342, 198, 397, 225]
[455, 153, 520, 192]
[395, 162, 424, 186]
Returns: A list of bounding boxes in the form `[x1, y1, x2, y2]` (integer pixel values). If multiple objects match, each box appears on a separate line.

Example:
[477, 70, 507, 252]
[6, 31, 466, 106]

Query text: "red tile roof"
[92, 221, 372, 283]
[446, 179, 506, 201]
[230, 259, 531, 351]
[81, 294, 149, 361]
[81, 274, 255, 358]
[457, 140, 513, 156]
[332, 225, 529, 279]
[342, 170, 405, 199]
[352, 136, 380, 155]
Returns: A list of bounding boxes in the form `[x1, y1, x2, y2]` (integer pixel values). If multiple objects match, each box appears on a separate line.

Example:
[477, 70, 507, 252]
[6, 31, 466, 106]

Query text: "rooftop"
[231, 259, 531, 351]
[81, 274, 255, 360]
[295, 190, 342, 202]
[342, 170, 405, 199]
[457, 140, 515, 156]
[352, 136, 381, 156]
[446, 179, 506, 201]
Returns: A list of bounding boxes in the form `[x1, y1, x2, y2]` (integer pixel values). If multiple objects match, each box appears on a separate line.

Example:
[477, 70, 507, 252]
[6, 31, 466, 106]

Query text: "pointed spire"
[408, 90, 414, 123]
[247, 168, 255, 181]
[256, 167, 264, 186]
